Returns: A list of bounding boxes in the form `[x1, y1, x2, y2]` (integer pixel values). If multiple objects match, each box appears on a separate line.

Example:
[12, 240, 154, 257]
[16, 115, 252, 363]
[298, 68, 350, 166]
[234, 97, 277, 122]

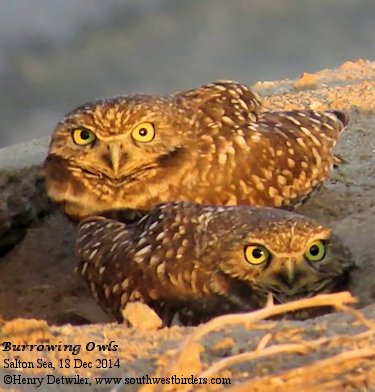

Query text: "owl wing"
[257, 109, 349, 170]
[226, 109, 348, 207]
[75, 216, 139, 320]
[176, 81, 262, 126]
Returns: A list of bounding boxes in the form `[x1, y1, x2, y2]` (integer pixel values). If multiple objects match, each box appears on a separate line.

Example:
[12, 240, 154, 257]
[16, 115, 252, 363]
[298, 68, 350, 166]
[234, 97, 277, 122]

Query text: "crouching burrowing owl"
[76, 202, 353, 325]
[44, 81, 349, 221]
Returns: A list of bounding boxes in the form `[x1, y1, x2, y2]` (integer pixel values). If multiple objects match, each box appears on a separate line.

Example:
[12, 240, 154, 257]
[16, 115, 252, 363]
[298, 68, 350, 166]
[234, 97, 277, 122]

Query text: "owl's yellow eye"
[131, 122, 155, 143]
[305, 240, 326, 262]
[244, 244, 270, 265]
[72, 128, 96, 145]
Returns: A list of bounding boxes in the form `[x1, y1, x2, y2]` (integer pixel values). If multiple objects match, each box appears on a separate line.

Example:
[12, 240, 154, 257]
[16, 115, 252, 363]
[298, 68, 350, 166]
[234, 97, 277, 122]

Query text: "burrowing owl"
[76, 202, 352, 324]
[44, 81, 348, 221]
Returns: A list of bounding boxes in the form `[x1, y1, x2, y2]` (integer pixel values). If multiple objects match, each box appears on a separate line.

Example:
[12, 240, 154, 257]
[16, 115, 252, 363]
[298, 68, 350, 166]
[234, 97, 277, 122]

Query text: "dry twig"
[152, 292, 356, 391]
[227, 345, 375, 391]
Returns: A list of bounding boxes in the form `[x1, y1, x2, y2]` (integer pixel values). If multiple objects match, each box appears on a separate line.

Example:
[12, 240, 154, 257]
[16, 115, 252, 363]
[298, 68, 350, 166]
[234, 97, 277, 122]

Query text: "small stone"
[212, 337, 235, 352]
[309, 101, 324, 111]
[122, 302, 162, 330]
[293, 72, 318, 89]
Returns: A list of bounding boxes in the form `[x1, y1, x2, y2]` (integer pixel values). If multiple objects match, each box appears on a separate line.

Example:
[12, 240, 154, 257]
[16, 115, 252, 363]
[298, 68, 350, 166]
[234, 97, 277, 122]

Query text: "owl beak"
[278, 260, 296, 288]
[285, 260, 295, 283]
[109, 144, 122, 176]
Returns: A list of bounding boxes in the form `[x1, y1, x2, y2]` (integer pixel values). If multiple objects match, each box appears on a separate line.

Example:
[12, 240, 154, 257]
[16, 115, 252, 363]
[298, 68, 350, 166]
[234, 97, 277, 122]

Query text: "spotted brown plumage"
[43, 81, 349, 221]
[76, 202, 353, 325]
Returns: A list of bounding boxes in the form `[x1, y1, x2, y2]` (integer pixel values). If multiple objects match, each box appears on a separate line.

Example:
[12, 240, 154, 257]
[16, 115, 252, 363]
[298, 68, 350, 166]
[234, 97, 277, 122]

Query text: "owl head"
[203, 206, 353, 305]
[43, 82, 261, 220]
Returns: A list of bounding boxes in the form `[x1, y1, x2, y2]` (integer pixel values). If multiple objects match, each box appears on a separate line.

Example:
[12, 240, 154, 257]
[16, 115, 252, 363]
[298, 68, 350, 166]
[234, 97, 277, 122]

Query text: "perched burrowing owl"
[76, 202, 353, 324]
[44, 81, 348, 221]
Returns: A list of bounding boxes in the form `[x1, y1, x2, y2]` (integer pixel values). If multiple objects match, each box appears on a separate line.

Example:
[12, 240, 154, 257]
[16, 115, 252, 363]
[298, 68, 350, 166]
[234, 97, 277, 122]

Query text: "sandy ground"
[0, 59, 375, 391]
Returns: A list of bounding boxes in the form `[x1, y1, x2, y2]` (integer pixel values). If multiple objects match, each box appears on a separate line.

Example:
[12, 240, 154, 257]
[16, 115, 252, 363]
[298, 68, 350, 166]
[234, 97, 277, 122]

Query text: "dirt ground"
[0, 59, 375, 391]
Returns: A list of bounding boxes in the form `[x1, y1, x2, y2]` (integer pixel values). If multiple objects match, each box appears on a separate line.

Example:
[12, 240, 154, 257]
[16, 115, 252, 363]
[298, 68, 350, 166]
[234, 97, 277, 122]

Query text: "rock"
[293, 72, 319, 89]
[123, 302, 163, 330]
[0, 165, 52, 255]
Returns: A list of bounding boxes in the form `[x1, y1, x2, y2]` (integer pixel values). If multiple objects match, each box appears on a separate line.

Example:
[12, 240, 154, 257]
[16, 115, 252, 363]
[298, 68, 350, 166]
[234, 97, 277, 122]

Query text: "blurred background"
[0, 0, 374, 147]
